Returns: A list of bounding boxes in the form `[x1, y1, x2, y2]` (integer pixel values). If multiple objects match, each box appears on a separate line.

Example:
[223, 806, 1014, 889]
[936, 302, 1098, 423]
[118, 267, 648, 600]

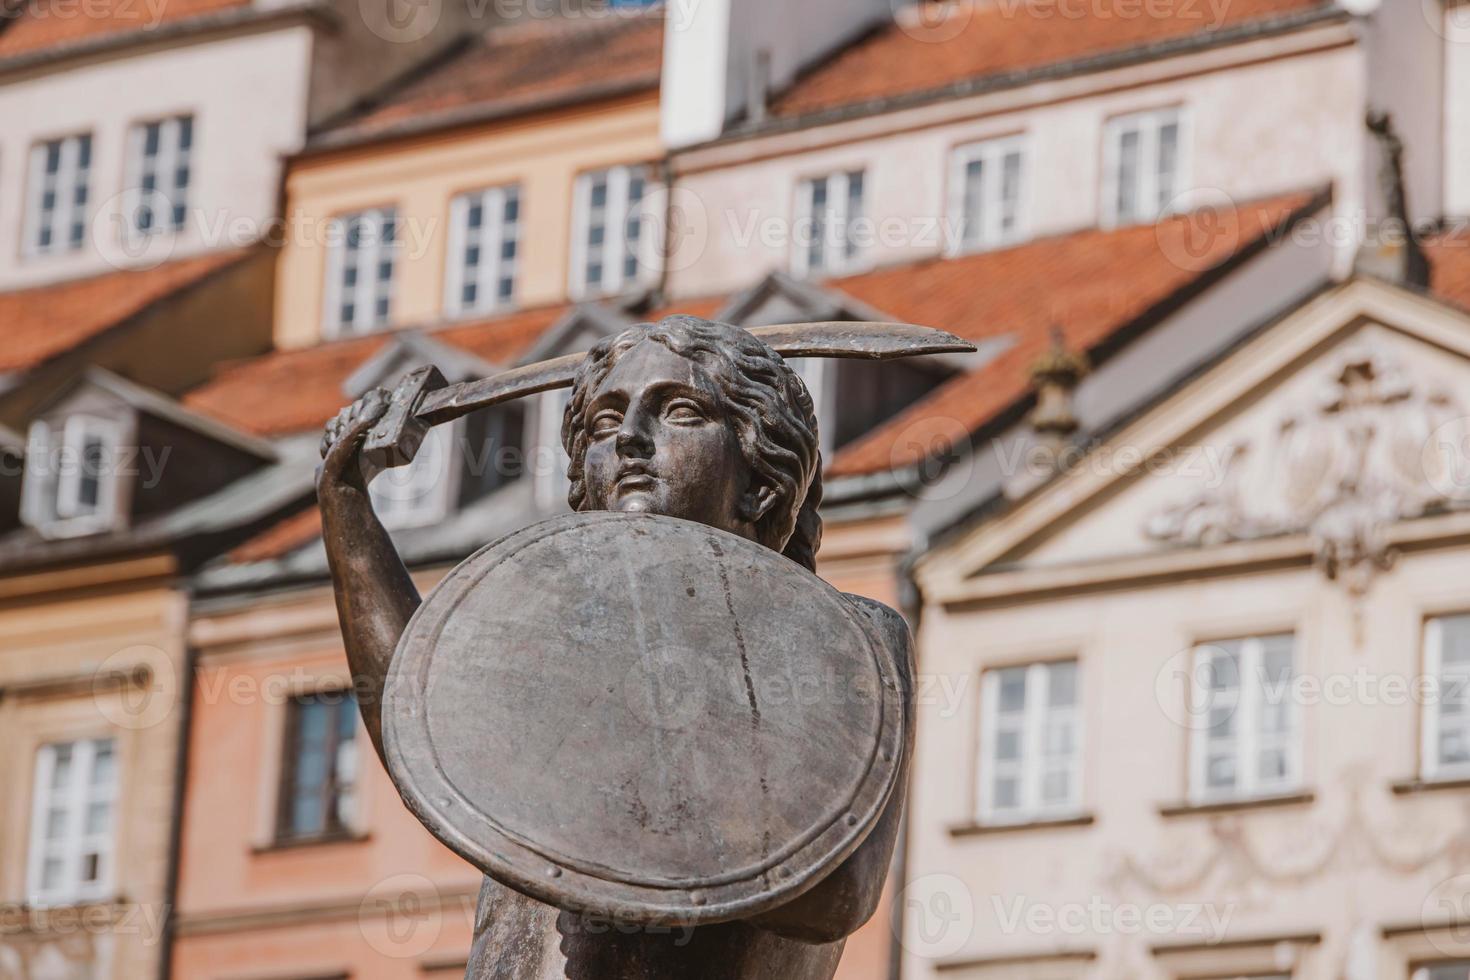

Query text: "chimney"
[660, 0, 894, 148]
[1355, 110, 1430, 288]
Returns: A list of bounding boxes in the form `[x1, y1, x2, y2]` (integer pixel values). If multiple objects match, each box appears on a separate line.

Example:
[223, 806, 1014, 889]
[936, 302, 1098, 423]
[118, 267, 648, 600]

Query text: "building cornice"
[0, 0, 335, 81]
[672, 14, 1355, 176]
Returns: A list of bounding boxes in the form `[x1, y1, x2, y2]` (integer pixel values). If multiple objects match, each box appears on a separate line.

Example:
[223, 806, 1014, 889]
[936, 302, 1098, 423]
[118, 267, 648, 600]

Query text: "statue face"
[578, 340, 759, 542]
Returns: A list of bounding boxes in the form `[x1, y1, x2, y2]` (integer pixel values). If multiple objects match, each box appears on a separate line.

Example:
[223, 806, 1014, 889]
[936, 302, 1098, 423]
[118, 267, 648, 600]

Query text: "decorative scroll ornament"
[1145, 343, 1470, 596]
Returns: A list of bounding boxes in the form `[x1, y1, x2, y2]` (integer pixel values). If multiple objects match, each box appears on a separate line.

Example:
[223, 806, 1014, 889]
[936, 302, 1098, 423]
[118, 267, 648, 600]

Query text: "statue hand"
[318, 388, 393, 494]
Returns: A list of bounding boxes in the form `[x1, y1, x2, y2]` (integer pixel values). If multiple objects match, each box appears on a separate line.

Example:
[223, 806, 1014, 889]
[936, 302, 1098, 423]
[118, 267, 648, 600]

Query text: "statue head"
[563, 315, 823, 570]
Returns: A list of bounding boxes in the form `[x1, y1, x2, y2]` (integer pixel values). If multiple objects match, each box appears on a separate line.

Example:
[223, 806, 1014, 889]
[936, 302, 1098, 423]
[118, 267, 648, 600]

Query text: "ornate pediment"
[1145, 341, 1470, 594]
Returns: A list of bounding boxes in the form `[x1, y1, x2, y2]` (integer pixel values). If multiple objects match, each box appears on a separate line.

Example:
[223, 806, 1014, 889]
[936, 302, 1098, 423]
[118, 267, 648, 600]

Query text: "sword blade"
[416, 322, 973, 425]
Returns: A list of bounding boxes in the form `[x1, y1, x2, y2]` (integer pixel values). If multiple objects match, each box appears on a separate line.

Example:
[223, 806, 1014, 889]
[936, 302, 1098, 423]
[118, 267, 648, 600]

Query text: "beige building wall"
[667, 25, 1364, 300]
[0, 555, 187, 980]
[274, 94, 663, 350]
[903, 281, 1470, 979]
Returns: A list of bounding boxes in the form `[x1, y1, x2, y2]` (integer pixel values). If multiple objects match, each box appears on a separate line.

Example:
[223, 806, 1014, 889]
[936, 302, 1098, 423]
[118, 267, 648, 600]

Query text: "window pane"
[280, 692, 359, 840]
[997, 668, 1026, 712]
[981, 660, 1080, 822]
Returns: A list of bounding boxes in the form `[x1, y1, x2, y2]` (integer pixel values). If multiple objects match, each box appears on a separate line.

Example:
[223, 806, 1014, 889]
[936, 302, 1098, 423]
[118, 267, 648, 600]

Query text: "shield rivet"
[547, 867, 562, 878]
[691, 891, 706, 905]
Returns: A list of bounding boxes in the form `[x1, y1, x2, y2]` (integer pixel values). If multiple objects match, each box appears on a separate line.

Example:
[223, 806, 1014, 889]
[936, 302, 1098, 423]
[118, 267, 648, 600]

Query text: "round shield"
[382, 511, 906, 927]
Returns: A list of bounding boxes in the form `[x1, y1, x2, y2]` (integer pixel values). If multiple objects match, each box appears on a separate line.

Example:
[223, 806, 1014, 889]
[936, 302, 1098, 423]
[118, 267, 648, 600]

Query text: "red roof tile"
[228, 507, 322, 564]
[824, 189, 1325, 476]
[316, 11, 664, 147]
[1426, 229, 1470, 313]
[0, 250, 251, 374]
[772, 0, 1334, 119]
[0, 0, 252, 61]
[184, 304, 565, 436]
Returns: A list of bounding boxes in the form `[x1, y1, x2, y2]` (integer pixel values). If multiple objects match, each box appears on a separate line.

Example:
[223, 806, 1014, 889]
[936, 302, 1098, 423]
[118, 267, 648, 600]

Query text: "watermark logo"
[363, 0, 441, 43]
[1421, 873, 1470, 955]
[1155, 188, 1241, 273]
[360, 874, 444, 958]
[891, 415, 974, 503]
[894, 872, 975, 960]
[93, 645, 177, 731]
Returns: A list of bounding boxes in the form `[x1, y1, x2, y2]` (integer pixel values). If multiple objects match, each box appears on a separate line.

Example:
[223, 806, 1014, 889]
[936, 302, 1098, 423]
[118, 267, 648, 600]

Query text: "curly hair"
[562, 315, 824, 571]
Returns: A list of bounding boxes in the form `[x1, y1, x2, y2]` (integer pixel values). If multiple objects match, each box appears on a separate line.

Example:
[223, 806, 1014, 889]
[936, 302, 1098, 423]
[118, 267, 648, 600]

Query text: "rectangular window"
[1102, 108, 1185, 227]
[1188, 634, 1299, 803]
[978, 660, 1081, 824]
[571, 165, 653, 298]
[794, 169, 866, 277]
[1417, 963, 1470, 980]
[950, 136, 1026, 253]
[533, 388, 571, 510]
[27, 738, 118, 905]
[23, 133, 92, 256]
[369, 422, 459, 529]
[1423, 615, 1470, 780]
[124, 114, 193, 238]
[323, 206, 399, 336]
[445, 184, 521, 316]
[277, 691, 359, 842]
[21, 415, 126, 538]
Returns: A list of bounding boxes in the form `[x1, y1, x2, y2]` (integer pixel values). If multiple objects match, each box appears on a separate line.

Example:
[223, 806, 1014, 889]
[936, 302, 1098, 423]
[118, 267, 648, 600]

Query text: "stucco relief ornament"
[1145, 343, 1469, 603]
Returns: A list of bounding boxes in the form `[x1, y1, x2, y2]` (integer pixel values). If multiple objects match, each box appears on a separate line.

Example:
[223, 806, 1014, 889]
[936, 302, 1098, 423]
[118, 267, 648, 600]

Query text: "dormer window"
[533, 389, 571, 509]
[21, 415, 127, 538]
[369, 423, 459, 530]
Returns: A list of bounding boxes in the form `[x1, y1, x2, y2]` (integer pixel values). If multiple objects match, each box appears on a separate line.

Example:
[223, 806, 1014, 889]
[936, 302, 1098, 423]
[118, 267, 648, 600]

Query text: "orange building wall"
[176, 512, 911, 980]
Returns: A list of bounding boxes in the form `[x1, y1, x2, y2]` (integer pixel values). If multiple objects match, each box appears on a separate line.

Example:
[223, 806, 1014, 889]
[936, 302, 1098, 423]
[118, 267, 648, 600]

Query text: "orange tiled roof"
[184, 304, 566, 436]
[315, 11, 664, 147]
[228, 507, 322, 564]
[771, 0, 1334, 119]
[0, 0, 252, 62]
[1426, 228, 1470, 312]
[824, 189, 1325, 476]
[0, 249, 250, 374]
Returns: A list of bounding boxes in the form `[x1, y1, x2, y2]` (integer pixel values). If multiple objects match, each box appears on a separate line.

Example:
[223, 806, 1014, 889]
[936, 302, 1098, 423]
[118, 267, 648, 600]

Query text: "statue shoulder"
[841, 593, 914, 683]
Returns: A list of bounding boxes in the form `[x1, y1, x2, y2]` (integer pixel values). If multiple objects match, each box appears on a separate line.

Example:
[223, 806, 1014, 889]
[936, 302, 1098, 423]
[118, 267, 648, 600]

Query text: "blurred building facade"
[1, 1, 1470, 980]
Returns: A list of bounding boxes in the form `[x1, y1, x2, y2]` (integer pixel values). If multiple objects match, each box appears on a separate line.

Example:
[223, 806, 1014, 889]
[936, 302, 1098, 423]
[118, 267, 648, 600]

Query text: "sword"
[363, 321, 975, 469]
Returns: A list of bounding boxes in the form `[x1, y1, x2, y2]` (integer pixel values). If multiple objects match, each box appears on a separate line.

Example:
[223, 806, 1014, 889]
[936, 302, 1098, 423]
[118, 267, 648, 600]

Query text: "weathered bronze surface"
[318, 315, 965, 978]
[385, 511, 906, 926]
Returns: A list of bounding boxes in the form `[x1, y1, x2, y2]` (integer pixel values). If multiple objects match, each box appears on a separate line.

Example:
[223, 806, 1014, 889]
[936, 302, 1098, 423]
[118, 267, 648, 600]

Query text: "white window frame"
[368, 420, 461, 530]
[23, 133, 93, 257]
[26, 738, 118, 907]
[533, 389, 571, 510]
[1187, 634, 1300, 805]
[1101, 107, 1189, 228]
[1423, 615, 1470, 781]
[796, 358, 835, 456]
[569, 165, 656, 299]
[444, 183, 521, 317]
[977, 660, 1083, 825]
[792, 169, 867, 278]
[948, 135, 1028, 255]
[21, 415, 128, 538]
[123, 114, 194, 241]
[322, 206, 399, 337]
